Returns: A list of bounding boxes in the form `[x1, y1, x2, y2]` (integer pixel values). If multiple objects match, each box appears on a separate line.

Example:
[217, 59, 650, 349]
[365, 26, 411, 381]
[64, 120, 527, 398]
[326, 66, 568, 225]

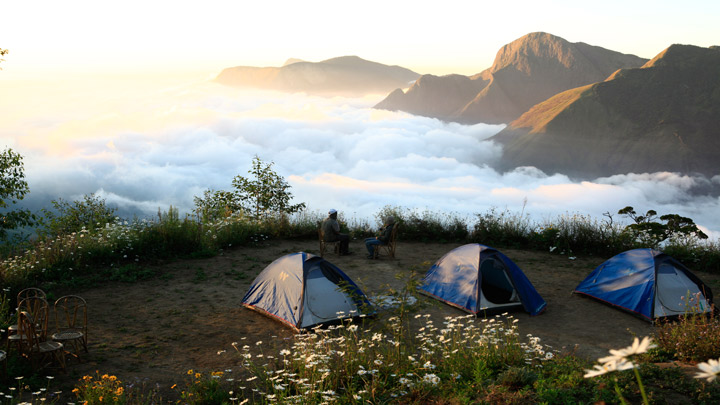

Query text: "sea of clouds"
[2, 77, 720, 237]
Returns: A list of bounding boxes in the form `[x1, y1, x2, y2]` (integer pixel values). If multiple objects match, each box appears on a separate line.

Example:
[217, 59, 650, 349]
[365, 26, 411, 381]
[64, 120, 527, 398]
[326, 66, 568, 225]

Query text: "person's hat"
[329, 209, 337, 215]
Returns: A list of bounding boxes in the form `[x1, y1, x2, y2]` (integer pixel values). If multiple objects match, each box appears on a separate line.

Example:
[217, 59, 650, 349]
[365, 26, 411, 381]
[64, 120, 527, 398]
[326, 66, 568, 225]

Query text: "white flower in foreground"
[598, 337, 656, 365]
[695, 358, 720, 382]
[584, 359, 636, 378]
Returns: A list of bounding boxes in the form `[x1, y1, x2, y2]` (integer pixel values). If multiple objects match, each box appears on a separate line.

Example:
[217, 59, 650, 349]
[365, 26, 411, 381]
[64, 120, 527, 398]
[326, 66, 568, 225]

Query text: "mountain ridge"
[215, 56, 420, 96]
[374, 32, 647, 125]
[490, 44, 720, 179]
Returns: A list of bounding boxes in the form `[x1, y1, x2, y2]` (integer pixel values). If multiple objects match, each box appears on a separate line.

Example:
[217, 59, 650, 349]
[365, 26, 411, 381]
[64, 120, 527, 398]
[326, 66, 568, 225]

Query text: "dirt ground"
[43, 238, 720, 401]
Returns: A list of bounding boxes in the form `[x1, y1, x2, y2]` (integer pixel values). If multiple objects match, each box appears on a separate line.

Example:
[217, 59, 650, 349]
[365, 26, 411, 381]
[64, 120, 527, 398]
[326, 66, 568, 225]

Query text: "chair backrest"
[17, 311, 40, 350]
[54, 295, 88, 334]
[17, 288, 46, 306]
[18, 297, 49, 341]
[389, 223, 399, 246]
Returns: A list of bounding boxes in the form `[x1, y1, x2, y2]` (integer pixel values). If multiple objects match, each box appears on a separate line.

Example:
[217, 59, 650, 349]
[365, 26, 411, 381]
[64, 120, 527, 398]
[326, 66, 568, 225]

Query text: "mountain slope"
[215, 56, 420, 96]
[491, 44, 720, 179]
[374, 32, 647, 124]
[374, 74, 488, 120]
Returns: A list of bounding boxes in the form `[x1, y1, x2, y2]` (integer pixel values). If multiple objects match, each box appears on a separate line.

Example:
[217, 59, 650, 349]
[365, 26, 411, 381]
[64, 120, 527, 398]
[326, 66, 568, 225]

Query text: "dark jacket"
[377, 223, 394, 244]
[321, 217, 341, 242]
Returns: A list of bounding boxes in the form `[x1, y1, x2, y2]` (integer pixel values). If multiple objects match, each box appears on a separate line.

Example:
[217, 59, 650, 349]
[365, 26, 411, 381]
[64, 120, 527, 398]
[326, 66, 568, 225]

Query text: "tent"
[573, 248, 714, 322]
[418, 244, 547, 316]
[242, 252, 374, 331]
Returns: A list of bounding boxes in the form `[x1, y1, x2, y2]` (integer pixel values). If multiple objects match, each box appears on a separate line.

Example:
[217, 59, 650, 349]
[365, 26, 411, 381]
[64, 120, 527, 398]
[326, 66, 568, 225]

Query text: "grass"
[1, 204, 720, 402]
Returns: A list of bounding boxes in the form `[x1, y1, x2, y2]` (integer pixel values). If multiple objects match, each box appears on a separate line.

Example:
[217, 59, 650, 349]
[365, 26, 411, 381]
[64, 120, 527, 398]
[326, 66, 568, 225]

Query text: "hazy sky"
[2, 1, 720, 238]
[3, 0, 719, 77]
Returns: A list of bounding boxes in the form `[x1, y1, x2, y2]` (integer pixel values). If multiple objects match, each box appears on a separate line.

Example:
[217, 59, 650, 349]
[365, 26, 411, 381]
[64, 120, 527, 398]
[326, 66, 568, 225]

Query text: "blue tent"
[574, 248, 714, 322]
[418, 244, 547, 316]
[242, 252, 374, 331]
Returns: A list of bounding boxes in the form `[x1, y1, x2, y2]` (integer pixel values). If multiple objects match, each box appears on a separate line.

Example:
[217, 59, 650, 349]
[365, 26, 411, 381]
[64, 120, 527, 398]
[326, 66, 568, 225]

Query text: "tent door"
[300, 265, 358, 328]
[478, 256, 520, 307]
[654, 261, 712, 317]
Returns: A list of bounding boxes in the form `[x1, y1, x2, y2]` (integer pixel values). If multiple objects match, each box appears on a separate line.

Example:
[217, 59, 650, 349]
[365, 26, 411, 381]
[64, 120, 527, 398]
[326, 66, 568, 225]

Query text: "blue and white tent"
[418, 244, 547, 316]
[242, 252, 373, 331]
[574, 248, 714, 322]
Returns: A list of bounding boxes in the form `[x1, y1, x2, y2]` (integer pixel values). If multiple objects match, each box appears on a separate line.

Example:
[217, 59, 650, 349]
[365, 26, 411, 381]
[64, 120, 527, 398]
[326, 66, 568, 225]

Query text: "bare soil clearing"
[47, 239, 720, 400]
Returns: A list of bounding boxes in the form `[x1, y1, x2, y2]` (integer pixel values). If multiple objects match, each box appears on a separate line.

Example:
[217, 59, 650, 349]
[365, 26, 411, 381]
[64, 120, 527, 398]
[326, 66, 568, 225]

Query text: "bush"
[655, 306, 720, 362]
[374, 205, 469, 243]
[470, 208, 533, 248]
[39, 193, 117, 238]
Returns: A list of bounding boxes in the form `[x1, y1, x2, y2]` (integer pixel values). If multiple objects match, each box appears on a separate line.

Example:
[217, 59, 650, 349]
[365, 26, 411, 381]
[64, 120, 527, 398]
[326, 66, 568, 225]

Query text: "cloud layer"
[3, 77, 720, 237]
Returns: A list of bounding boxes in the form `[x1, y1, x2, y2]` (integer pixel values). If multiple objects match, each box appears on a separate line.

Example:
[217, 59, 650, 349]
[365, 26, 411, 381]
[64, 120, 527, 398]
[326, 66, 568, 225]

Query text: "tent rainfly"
[242, 252, 374, 331]
[573, 248, 714, 322]
[418, 243, 547, 316]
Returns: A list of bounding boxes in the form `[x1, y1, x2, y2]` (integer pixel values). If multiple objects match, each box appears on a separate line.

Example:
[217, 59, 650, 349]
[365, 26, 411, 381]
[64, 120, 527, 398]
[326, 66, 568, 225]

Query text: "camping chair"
[7, 288, 46, 336]
[318, 229, 341, 257]
[373, 224, 399, 259]
[51, 295, 88, 360]
[17, 311, 65, 371]
[7, 297, 49, 353]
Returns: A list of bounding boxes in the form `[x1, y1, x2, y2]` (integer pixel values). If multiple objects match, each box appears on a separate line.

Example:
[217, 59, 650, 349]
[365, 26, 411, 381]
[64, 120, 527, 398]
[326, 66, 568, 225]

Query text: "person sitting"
[321, 209, 352, 255]
[364, 216, 395, 259]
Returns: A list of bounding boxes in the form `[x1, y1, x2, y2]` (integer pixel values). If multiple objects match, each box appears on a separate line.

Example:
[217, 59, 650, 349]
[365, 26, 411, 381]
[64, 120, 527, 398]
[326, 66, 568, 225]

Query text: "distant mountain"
[375, 32, 647, 124]
[215, 56, 420, 96]
[491, 44, 720, 179]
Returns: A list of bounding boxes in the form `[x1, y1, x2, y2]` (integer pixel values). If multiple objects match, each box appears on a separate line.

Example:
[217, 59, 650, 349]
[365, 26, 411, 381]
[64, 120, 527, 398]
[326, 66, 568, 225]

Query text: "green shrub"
[497, 366, 538, 389]
[40, 193, 117, 237]
[470, 208, 533, 248]
[374, 205, 469, 243]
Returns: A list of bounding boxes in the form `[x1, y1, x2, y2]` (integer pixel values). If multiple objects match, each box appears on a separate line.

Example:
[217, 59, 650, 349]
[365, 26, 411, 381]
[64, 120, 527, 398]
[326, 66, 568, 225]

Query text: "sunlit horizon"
[4, 1, 720, 79]
[2, 1, 720, 238]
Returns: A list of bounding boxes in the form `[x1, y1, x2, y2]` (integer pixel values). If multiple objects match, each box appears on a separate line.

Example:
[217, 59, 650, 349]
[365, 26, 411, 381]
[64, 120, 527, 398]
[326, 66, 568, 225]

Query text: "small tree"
[40, 193, 118, 236]
[233, 156, 306, 219]
[194, 156, 305, 221]
[193, 189, 242, 222]
[618, 206, 708, 248]
[0, 148, 35, 240]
